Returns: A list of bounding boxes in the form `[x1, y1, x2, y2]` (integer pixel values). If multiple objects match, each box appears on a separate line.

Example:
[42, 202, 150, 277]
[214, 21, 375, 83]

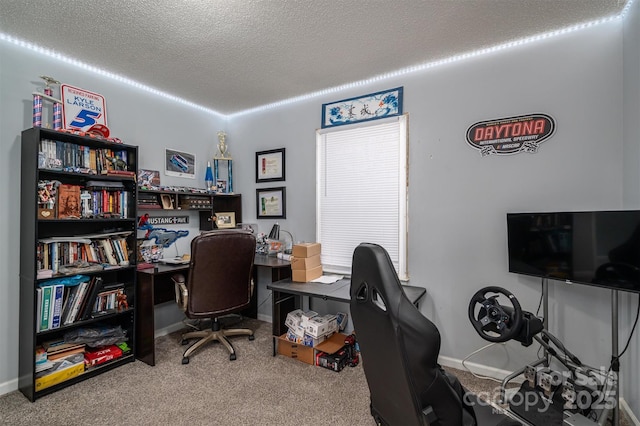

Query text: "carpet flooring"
[0, 318, 632, 425]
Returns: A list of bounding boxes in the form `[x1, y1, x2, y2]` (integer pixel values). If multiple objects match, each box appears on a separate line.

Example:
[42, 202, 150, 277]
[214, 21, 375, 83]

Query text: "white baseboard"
[154, 322, 187, 338]
[0, 378, 18, 397]
[621, 398, 640, 426]
[257, 313, 272, 323]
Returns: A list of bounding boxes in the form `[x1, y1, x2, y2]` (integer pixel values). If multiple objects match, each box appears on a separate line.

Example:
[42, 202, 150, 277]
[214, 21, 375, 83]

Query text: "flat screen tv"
[507, 210, 640, 293]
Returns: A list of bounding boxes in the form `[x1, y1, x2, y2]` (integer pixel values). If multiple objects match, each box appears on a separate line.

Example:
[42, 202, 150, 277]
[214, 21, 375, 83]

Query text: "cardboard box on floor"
[277, 332, 347, 365]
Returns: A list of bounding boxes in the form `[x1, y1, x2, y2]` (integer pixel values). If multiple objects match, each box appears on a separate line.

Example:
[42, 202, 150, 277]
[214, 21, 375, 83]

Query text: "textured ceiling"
[0, 0, 626, 115]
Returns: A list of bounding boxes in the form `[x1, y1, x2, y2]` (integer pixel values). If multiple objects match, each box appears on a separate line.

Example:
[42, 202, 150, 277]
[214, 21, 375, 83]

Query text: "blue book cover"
[50, 284, 65, 329]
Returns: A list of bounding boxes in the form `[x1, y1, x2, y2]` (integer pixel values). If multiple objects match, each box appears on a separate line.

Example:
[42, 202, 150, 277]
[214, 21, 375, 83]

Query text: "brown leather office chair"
[173, 229, 256, 363]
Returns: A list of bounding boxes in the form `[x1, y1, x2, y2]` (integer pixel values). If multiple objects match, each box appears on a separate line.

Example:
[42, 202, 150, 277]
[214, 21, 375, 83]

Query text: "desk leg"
[271, 290, 298, 356]
[136, 272, 156, 366]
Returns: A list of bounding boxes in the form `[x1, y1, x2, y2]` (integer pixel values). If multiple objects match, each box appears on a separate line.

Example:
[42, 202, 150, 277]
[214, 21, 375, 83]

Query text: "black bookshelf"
[19, 127, 138, 401]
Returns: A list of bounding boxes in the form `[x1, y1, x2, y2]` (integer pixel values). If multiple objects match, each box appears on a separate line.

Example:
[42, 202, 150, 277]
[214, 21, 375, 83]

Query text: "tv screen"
[507, 210, 640, 293]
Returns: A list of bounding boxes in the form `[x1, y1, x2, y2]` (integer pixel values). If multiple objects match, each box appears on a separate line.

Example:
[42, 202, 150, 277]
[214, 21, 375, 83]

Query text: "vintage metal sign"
[61, 84, 108, 131]
[466, 113, 556, 157]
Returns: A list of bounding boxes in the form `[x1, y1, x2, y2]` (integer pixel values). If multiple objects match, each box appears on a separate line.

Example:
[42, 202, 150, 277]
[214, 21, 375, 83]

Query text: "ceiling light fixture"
[0, 0, 634, 120]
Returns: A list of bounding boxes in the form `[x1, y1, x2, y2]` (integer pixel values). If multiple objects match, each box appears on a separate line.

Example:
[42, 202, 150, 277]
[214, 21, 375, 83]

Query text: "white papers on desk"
[311, 274, 344, 284]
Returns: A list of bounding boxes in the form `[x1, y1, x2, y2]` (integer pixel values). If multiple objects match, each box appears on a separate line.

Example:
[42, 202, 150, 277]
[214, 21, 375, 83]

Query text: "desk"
[135, 255, 291, 366]
[267, 278, 426, 355]
[136, 263, 189, 366]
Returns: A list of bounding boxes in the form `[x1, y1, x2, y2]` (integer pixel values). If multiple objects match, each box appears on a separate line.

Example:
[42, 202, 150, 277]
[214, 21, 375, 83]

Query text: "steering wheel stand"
[469, 284, 618, 426]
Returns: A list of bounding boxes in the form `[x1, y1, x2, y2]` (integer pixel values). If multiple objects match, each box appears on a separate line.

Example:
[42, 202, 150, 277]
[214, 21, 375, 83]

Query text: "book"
[61, 285, 79, 324]
[84, 345, 123, 368]
[39, 285, 53, 331]
[79, 277, 103, 321]
[57, 184, 82, 219]
[49, 284, 65, 329]
[47, 345, 86, 361]
[36, 288, 43, 331]
[66, 281, 89, 324]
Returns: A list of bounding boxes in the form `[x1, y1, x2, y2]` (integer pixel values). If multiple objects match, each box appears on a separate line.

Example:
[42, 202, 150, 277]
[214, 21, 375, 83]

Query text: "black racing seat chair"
[350, 243, 521, 426]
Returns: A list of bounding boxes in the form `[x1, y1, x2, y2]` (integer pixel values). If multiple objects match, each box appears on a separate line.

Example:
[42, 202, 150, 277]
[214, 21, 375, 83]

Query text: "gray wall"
[230, 17, 640, 414]
[0, 41, 227, 394]
[622, 0, 640, 417]
[1, 6, 638, 418]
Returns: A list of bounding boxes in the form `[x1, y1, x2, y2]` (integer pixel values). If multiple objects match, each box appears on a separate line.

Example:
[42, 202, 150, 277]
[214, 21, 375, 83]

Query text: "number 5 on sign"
[60, 84, 107, 131]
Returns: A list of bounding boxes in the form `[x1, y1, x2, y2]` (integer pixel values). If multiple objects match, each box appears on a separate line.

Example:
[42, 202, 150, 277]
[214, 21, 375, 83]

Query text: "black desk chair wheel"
[350, 243, 521, 426]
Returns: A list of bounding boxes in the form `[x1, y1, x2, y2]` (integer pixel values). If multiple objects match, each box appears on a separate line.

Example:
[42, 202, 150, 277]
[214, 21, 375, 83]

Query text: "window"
[316, 115, 408, 279]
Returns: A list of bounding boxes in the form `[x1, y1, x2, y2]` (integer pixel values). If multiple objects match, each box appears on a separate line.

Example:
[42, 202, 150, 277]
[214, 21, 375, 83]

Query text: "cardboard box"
[301, 310, 318, 322]
[285, 309, 304, 329]
[292, 265, 323, 282]
[292, 243, 321, 258]
[303, 333, 326, 347]
[35, 361, 84, 391]
[315, 332, 348, 354]
[305, 314, 338, 338]
[291, 254, 321, 270]
[277, 332, 348, 365]
[277, 334, 315, 365]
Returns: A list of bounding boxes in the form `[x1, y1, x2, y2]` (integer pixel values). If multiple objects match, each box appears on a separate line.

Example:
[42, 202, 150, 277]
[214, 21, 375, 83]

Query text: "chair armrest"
[172, 274, 188, 312]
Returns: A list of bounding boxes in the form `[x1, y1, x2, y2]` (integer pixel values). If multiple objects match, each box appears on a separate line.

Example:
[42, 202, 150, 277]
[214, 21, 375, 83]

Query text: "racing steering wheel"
[468, 286, 523, 343]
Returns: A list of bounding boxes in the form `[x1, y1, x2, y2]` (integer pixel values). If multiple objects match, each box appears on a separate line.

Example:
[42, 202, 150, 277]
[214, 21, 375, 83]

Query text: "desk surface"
[138, 254, 289, 276]
[268, 277, 426, 304]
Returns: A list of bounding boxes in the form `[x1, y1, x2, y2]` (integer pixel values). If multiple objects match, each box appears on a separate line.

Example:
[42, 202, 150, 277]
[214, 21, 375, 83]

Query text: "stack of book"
[138, 192, 162, 209]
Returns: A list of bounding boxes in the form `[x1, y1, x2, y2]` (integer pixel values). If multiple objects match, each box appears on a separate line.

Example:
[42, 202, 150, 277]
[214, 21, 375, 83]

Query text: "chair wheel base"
[229, 353, 237, 361]
[182, 357, 189, 364]
[248, 335, 255, 341]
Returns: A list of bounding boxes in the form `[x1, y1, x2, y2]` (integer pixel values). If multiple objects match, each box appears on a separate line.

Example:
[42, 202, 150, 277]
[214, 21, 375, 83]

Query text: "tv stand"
[498, 279, 620, 426]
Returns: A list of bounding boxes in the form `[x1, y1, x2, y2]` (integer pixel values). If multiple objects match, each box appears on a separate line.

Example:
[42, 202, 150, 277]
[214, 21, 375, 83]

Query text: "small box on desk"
[292, 243, 321, 258]
[292, 265, 323, 282]
[291, 254, 321, 270]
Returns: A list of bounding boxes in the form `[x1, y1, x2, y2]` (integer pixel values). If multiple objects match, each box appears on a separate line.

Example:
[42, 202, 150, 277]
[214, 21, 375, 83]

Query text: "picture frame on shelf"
[256, 187, 286, 219]
[256, 148, 285, 183]
[216, 179, 227, 194]
[216, 212, 236, 229]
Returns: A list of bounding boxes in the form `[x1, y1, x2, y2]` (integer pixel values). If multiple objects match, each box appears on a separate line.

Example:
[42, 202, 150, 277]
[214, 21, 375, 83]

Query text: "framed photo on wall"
[165, 148, 196, 179]
[256, 187, 286, 219]
[256, 148, 285, 183]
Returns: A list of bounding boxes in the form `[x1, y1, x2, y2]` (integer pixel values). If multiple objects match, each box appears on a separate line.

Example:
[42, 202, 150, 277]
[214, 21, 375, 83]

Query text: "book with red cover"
[84, 345, 123, 367]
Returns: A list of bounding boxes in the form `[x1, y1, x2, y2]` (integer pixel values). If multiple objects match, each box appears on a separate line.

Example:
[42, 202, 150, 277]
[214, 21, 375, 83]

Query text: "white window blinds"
[316, 115, 408, 280]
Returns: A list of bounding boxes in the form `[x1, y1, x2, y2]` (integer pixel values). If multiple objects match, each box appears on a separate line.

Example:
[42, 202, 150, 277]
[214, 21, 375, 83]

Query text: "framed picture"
[216, 179, 227, 194]
[165, 148, 196, 179]
[256, 187, 286, 219]
[216, 212, 236, 229]
[138, 169, 160, 189]
[256, 148, 285, 183]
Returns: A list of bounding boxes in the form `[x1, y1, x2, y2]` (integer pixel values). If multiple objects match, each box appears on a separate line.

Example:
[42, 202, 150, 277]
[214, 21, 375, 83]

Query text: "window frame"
[316, 114, 409, 280]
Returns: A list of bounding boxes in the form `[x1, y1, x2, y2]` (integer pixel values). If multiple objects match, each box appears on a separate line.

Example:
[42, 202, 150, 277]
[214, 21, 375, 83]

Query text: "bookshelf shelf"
[20, 127, 139, 402]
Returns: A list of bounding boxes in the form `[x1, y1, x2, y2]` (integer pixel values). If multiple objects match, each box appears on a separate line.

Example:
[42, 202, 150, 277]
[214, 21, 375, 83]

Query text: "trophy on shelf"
[32, 75, 62, 129]
[213, 131, 233, 194]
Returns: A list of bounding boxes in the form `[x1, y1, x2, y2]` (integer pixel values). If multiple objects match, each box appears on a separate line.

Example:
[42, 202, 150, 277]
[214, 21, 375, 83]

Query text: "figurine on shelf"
[106, 156, 128, 171]
[117, 292, 129, 311]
